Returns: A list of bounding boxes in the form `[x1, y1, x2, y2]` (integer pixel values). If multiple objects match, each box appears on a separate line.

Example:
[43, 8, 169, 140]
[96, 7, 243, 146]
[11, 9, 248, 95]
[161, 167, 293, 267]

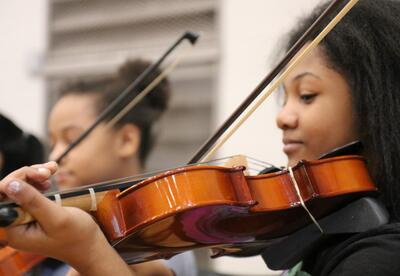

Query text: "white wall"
[216, 0, 319, 167]
[0, 1, 48, 138]
[209, 0, 319, 275]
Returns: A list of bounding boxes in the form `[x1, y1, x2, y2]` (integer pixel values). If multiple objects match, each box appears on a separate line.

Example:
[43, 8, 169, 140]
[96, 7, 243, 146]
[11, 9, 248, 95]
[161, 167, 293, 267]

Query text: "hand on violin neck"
[0, 166, 132, 275]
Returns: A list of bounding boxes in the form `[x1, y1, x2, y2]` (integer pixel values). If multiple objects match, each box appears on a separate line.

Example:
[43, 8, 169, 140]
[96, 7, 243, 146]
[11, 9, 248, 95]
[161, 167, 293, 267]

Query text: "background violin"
[0, 246, 44, 276]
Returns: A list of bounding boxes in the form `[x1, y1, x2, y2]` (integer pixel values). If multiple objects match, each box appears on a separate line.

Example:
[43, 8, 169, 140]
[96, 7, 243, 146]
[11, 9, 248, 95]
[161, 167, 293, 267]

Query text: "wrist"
[69, 231, 132, 276]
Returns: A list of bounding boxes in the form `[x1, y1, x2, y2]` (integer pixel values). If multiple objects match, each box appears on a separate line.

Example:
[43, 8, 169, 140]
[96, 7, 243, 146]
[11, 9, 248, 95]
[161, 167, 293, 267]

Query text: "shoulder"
[318, 223, 400, 276]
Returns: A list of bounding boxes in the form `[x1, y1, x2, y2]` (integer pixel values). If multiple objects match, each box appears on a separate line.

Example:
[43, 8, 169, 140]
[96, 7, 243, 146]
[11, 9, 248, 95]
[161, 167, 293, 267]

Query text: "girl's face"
[277, 46, 359, 166]
[48, 94, 137, 190]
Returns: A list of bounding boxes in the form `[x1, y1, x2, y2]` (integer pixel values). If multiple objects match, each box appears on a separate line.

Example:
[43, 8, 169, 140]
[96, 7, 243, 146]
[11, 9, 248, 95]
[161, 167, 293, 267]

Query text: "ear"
[115, 124, 141, 159]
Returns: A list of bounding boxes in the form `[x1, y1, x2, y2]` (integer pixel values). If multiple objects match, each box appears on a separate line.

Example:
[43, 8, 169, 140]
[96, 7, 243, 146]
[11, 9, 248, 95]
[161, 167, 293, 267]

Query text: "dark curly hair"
[285, 0, 400, 221]
[59, 59, 170, 166]
[0, 114, 45, 178]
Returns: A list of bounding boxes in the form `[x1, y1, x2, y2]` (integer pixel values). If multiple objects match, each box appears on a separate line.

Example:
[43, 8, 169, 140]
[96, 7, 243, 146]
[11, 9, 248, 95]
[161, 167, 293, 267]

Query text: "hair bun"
[118, 59, 170, 111]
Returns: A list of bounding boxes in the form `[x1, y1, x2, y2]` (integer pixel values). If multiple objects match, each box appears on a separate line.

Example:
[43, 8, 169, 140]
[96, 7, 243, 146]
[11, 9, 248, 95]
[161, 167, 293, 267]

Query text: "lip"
[282, 138, 304, 155]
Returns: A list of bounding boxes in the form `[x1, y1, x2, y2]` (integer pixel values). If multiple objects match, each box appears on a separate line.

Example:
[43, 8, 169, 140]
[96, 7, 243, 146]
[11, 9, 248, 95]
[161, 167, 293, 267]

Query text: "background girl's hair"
[285, 0, 400, 221]
[0, 114, 45, 178]
[60, 59, 170, 166]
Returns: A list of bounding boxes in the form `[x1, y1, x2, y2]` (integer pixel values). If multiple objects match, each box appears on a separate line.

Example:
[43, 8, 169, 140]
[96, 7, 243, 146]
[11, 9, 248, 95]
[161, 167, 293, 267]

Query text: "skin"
[48, 93, 141, 190]
[276, 46, 359, 166]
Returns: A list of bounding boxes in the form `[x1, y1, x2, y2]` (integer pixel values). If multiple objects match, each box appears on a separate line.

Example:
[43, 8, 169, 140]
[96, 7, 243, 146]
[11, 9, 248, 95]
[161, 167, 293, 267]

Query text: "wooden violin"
[0, 153, 377, 264]
[103, 154, 377, 263]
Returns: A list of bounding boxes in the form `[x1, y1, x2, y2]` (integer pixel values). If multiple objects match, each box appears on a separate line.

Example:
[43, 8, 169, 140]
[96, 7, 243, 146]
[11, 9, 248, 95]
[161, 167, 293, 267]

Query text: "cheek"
[67, 141, 107, 173]
[83, 144, 120, 176]
[305, 105, 357, 155]
[307, 123, 336, 155]
[69, 152, 115, 186]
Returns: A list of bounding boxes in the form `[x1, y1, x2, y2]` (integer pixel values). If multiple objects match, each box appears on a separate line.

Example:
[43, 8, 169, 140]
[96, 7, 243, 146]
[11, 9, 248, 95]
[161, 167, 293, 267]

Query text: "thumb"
[3, 179, 66, 233]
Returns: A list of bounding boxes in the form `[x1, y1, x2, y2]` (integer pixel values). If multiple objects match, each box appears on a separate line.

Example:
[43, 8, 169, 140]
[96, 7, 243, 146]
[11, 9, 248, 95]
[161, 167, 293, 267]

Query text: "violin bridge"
[223, 155, 249, 175]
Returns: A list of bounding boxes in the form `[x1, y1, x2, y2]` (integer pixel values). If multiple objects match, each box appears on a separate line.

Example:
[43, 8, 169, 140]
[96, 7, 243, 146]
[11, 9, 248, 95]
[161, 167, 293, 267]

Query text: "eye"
[64, 129, 82, 145]
[299, 92, 317, 104]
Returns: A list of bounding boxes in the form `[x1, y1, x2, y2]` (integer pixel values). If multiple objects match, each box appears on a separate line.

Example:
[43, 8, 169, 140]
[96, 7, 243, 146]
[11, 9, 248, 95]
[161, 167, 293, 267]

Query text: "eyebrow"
[57, 125, 86, 137]
[281, 72, 321, 93]
[48, 125, 83, 136]
[292, 72, 321, 81]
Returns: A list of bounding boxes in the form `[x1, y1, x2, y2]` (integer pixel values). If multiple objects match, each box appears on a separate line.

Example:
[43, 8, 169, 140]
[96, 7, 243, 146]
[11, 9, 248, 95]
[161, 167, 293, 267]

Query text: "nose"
[48, 143, 66, 163]
[276, 102, 299, 130]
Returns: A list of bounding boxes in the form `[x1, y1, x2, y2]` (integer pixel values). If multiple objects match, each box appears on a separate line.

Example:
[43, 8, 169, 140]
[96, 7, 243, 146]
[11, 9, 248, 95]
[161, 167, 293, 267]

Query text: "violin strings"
[288, 166, 323, 233]
[0, 155, 277, 207]
[36, 156, 240, 201]
[51, 155, 273, 197]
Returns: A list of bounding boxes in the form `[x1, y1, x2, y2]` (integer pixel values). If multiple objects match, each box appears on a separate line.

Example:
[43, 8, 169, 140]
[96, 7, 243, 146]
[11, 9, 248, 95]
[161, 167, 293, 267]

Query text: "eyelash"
[300, 92, 317, 104]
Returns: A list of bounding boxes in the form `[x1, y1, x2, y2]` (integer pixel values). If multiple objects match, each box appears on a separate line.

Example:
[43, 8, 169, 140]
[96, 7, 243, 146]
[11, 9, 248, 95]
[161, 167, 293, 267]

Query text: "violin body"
[94, 165, 257, 263]
[90, 155, 377, 263]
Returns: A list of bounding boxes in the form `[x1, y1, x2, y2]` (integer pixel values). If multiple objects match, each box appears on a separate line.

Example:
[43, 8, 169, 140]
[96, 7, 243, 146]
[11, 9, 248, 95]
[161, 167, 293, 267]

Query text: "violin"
[104, 154, 377, 263]
[0, 153, 377, 264]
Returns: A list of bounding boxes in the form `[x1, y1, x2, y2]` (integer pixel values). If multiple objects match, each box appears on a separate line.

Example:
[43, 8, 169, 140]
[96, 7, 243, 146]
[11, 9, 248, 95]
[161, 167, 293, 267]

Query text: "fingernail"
[48, 161, 58, 166]
[7, 181, 21, 196]
[37, 167, 50, 176]
[46, 161, 58, 171]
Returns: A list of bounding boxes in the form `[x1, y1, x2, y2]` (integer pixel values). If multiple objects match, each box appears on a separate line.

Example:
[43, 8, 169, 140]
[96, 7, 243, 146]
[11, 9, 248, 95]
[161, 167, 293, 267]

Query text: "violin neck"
[7, 191, 110, 227]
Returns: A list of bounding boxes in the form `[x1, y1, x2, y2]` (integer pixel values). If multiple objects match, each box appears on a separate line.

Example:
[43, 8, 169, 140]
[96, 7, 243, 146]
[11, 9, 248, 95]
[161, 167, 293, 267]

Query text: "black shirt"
[301, 223, 400, 275]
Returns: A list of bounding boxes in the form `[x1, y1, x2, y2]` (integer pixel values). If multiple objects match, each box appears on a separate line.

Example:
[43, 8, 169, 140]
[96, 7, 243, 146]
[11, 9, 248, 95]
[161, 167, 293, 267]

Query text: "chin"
[287, 155, 301, 167]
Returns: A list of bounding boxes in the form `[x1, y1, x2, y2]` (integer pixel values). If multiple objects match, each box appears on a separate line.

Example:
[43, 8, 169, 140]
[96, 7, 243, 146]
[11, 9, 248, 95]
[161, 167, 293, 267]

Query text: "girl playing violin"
[276, 0, 400, 275]
[1, 0, 400, 275]
[43, 58, 196, 275]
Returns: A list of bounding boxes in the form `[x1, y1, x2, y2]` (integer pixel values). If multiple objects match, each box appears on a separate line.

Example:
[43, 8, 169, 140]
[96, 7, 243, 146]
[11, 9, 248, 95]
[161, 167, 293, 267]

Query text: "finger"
[27, 161, 58, 185]
[25, 176, 52, 191]
[3, 179, 67, 234]
[66, 267, 80, 276]
[1, 162, 58, 192]
[31, 161, 58, 175]
[5, 222, 46, 251]
[28, 162, 58, 191]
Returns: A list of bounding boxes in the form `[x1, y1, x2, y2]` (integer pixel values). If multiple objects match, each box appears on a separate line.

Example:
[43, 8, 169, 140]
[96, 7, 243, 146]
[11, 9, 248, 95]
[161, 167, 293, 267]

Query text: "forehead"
[285, 46, 331, 81]
[49, 94, 99, 129]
